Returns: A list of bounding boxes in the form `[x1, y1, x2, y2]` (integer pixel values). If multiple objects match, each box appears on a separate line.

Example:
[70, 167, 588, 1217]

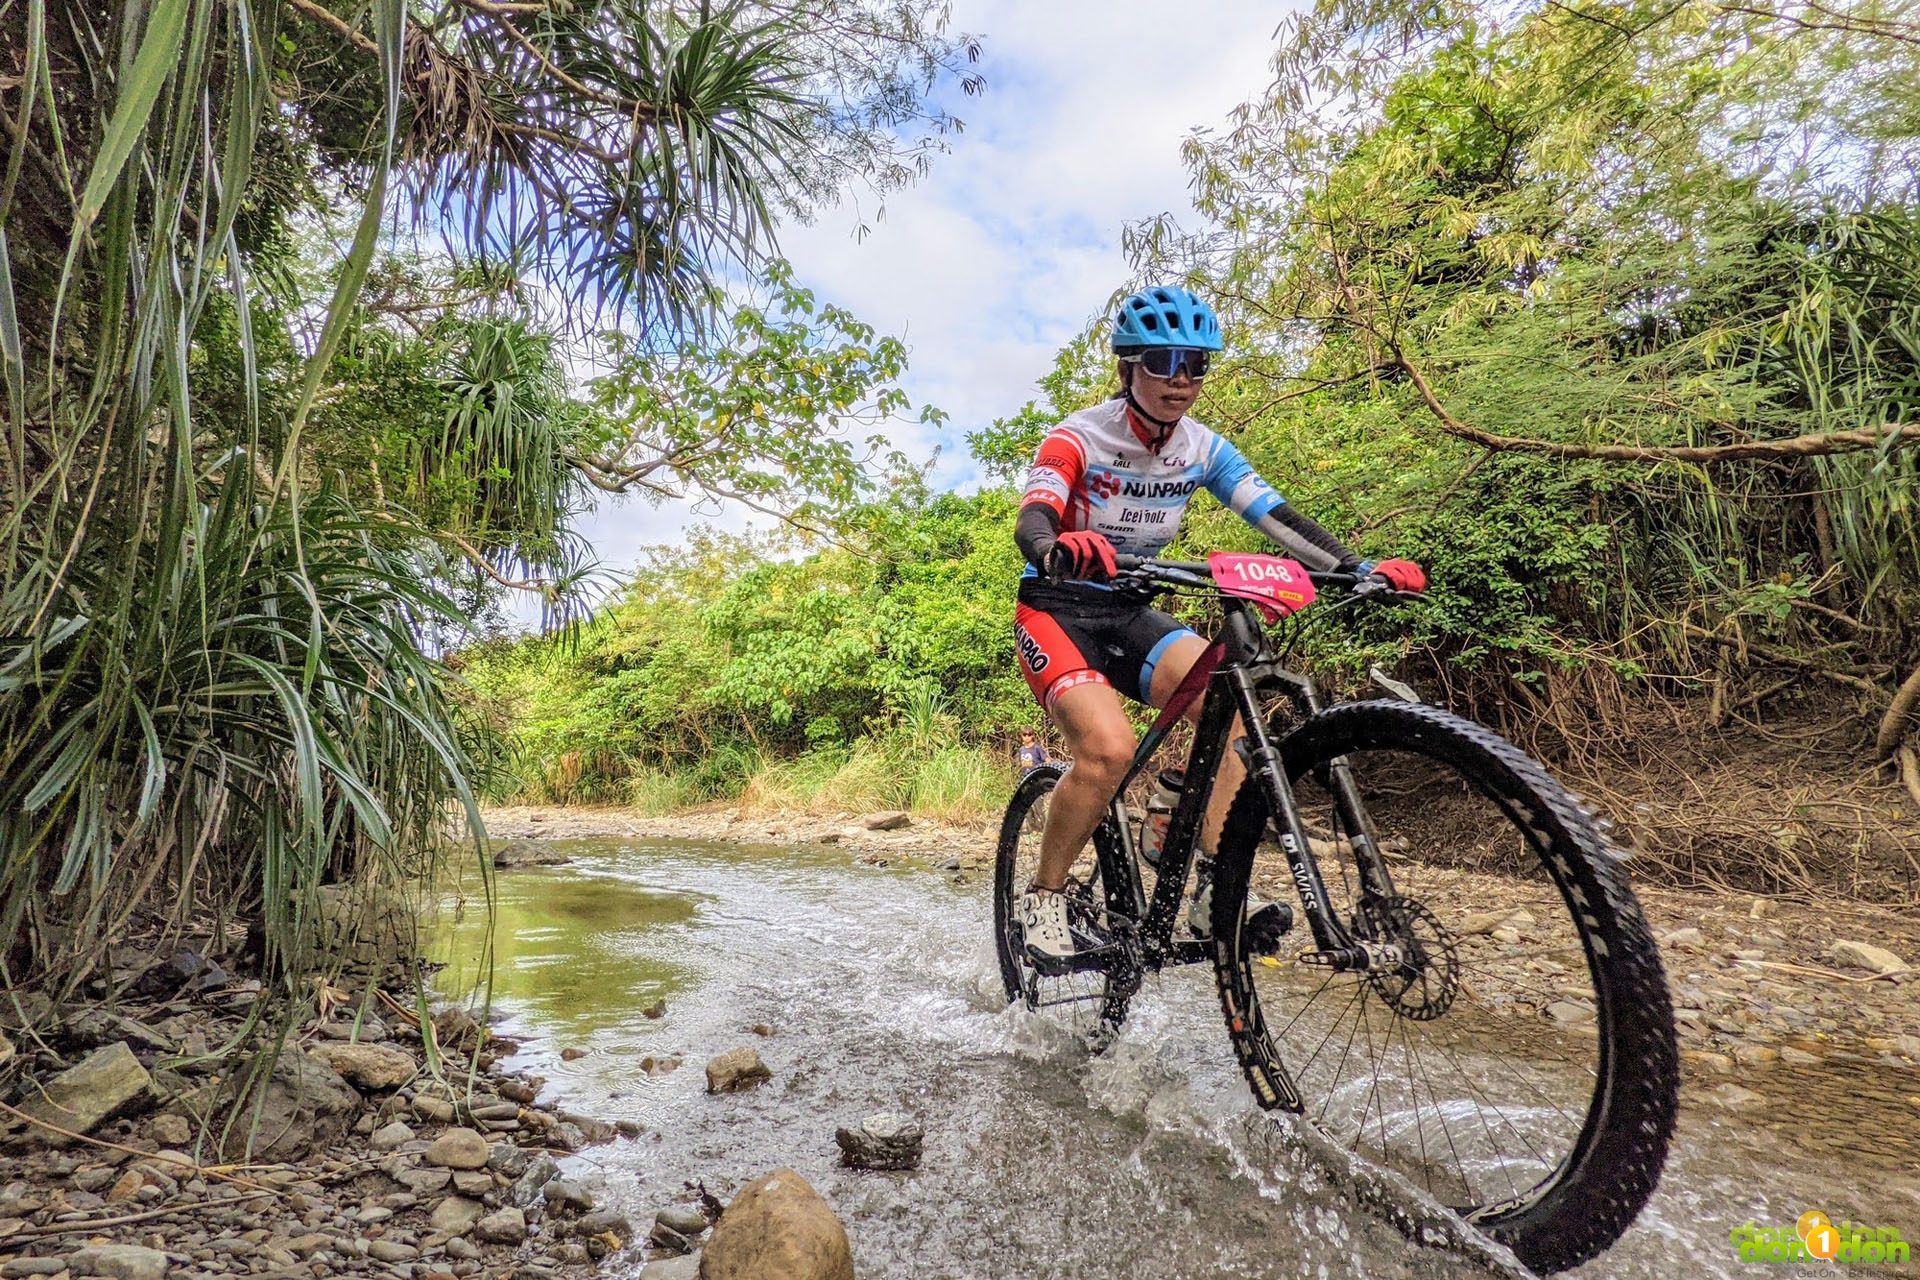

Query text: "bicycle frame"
[1093, 588, 1402, 976]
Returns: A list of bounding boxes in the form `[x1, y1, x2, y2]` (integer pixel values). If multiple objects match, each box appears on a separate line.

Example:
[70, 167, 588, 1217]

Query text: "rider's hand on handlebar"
[1047, 531, 1118, 583]
[1366, 558, 1427, 593]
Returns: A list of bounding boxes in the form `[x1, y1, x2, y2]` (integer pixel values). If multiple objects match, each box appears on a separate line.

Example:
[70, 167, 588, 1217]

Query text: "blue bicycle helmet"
[1111, 285, 1222, 353]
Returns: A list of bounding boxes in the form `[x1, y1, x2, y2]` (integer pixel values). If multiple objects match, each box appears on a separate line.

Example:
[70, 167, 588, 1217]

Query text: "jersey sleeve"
[1021, 428, 1086, 517]
[1200, 432, 1286, 524]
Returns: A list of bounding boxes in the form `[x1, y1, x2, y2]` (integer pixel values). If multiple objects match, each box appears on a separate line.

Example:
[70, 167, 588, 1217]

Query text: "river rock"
[705, 1048, 771, 1094]
[1, 1260, 70, 1276]
[69, 1245, 169, 1280]
[415, 1096, 457, 1124]
[1544, 1001, 1595, 1024]
[835, 1112, 924, 1171]
[323, 1043, 417, 1090]
[429, 1196, 487, 1234]
[654, 1207, 708, 1239]
[14, 1041, 151, 1144]
[150, 1112, 192, 1146]
[368, 1240, 418, 1263]
[472, 1207, 527, 1244]
[510, 1154, 561, 1207]
[1779, 1046, 1821, 1066]
[493, 839, 573, 869]
[227, 1047, 363, 1160]
[862, 810, 910, 831]
[370, 1120, 416, 1152]
[1710, 1083, 1768, 1111]
[426, 1127, 490, 1169]
[1458, 909, 1520, 936]
[701, 1168, 853, 1280]
[638, 1257, 700, 1280]
[542, 1179, 594, 1213]
[1830, 940, 1906, 975]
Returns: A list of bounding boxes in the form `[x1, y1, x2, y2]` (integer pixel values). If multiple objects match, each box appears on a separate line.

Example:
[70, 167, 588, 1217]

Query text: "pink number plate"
[1207, 552, 1317, 621]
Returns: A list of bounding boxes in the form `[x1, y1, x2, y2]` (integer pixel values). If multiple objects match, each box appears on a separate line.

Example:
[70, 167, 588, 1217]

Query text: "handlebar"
[1107, 554, 1416, 605]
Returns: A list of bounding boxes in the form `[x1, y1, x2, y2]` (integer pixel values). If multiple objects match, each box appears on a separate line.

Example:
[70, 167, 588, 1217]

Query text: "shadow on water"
[428, 837, 1920, 1280]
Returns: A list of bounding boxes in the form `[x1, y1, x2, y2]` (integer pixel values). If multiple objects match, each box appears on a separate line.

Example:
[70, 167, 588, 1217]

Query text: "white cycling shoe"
[1019, 887, 1078, 971]
[1188, 859, 1292, 952]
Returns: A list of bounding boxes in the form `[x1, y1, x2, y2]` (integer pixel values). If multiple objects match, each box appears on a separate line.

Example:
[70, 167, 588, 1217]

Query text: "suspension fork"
[1273, 673, 1399, 907]
[1225, 666, 1353, 953]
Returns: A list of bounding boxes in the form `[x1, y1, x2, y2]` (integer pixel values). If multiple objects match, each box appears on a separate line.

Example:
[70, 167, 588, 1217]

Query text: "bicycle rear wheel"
[1209, 700, 1677, 1275]
[993, 764, 1133, 1046]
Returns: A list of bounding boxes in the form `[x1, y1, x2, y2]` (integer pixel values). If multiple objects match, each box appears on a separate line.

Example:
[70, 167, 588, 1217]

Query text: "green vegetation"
[472, 0, 1920, 897]
[0, 0, 974, 1009]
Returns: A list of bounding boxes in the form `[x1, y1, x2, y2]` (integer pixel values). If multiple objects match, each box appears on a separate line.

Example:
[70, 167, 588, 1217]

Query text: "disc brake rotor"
[1354, 894, 1460, 1020]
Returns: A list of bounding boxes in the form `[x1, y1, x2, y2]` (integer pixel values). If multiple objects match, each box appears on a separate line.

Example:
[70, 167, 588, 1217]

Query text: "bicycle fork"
[1223, 662, 1408, 976]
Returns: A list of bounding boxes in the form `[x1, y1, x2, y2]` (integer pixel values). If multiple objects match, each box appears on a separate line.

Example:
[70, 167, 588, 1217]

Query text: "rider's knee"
[1072, 731, 1134, 784]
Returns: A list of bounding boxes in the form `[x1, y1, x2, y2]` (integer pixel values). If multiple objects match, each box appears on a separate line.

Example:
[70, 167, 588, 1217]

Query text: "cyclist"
[1013, 284, 1425, 966]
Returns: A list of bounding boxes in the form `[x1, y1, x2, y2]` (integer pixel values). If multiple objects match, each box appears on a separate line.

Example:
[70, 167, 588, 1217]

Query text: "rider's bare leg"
[1147, 633, 1244, 856]
[1033, 679, 1135, 891]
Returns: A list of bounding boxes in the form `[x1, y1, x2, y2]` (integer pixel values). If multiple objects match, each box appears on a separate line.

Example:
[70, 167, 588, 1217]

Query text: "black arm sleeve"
[1251, 503, 1364, 573]
[1015, 503, 1060, 572]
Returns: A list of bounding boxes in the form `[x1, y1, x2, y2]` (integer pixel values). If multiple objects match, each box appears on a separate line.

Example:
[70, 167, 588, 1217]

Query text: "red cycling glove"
[1369, 558, 1427, 592]
[1048, 531, 1118, 582]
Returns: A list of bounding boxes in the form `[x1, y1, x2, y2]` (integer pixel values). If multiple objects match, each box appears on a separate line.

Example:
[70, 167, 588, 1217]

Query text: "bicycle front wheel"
[1210, 700, 1678, 1275]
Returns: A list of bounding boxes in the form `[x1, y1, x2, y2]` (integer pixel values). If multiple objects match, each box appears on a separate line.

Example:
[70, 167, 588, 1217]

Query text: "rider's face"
[1121, 360, 1200, 422]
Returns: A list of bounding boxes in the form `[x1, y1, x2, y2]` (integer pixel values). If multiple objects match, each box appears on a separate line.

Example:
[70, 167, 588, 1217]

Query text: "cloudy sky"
[551, 0, 1291, 602]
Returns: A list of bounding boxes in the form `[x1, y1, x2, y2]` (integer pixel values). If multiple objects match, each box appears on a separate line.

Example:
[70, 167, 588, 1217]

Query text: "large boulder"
[699, 1168, 853, 1280]
[224, 1046, 362, 1160]
[313, 880, 413, 966]
[15, 1042, 151, 1145]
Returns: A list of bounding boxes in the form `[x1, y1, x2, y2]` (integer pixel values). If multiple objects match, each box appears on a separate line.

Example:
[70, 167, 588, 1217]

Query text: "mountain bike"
[992, 553, 1678, 1275]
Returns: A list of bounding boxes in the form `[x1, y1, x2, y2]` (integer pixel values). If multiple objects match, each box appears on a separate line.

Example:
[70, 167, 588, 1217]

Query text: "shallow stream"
[430, 837, 1920, 1279]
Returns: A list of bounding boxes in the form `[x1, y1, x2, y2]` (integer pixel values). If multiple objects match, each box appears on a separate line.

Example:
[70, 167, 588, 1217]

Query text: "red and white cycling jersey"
[1020, 399, 1287, 571]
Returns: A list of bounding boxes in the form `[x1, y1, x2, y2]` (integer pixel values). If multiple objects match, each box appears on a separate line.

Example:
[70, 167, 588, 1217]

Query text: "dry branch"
[1875, 662, 1920, 758]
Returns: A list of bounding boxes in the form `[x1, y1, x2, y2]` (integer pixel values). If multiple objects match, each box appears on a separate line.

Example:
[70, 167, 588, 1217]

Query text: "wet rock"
[641, 999, 667, 1020]
[221, 1046, 363, 1161]
[617, 1119, 644, 1138]
[1709, 1083, 1768, 1111]
[835, 1112, 923, 1171]
[15, 1042, 152, 1144]
[428, 1196, 486, 1235]
[541, 1180, 594, 1214]
[1830, 940, 1906, 975]
[509, 1155, 560, 1208]
[577, 1210, 632, 1243]
[370, 1121, 416, 1152]
[431, 1008, 482, 1052]
[497, 1079, 539, 1104]
[492, 840, 572, 869]
[322, 1044, 416, 1091]
[559, 1048, 587, 1062]
[425, 1128, 490, 1170]
[862, 811, 910, 831]
[150, 1113, 192, 1146]
[654, 1207, 707, 1239]
[471, 1208, 526, 1244]
[548, 1121, 587, 1151]
[704, 1048, 771, 1094]
[70, 1245, 170, 1280]
[701, 1168, 853, 1280]
[637, 1257, 700, 1280]
[649, 1221, 695, 1253]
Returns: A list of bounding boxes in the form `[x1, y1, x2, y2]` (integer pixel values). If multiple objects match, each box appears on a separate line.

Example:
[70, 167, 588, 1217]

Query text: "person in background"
[1014, 727, 1049, 772]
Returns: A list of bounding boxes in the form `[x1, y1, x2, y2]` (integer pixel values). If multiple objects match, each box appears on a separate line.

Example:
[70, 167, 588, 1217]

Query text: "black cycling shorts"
[1013, 581, 1198, 709]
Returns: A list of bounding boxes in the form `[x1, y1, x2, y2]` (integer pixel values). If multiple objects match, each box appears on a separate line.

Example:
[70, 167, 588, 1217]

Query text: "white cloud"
[527, 0, 1292, 627]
